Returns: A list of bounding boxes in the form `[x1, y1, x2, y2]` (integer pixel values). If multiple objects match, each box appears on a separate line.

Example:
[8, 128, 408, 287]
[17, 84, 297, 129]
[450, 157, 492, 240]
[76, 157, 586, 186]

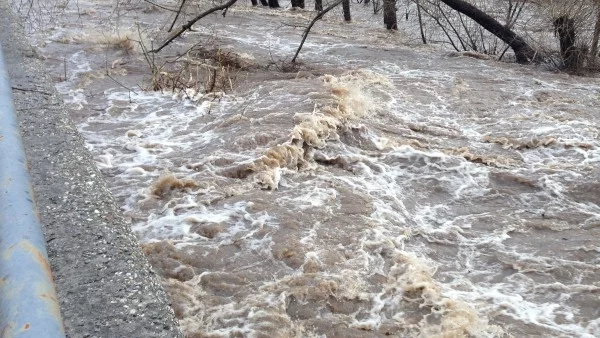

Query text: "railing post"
[0, 43, 66, 338]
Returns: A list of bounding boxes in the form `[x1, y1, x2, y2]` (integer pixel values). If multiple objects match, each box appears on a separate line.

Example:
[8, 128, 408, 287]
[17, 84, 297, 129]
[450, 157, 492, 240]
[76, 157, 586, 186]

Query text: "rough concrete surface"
[0, 1, 183, 337]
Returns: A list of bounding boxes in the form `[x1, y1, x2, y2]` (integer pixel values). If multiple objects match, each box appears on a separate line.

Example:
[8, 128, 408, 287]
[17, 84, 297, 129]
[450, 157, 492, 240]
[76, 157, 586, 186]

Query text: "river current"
[15, 0, 600, 337]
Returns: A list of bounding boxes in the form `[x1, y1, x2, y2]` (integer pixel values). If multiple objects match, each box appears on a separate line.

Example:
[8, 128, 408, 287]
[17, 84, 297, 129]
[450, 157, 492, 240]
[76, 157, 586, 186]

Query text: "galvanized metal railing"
[0, 44, 66, 337]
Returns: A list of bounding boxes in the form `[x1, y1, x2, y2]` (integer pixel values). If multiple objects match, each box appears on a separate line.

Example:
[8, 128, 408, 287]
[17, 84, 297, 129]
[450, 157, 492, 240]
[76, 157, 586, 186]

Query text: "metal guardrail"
[0, 44, 66, 337]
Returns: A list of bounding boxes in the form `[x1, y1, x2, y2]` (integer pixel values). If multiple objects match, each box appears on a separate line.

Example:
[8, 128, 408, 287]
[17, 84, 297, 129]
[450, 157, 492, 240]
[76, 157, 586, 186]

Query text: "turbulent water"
[17, 0, 600, 337]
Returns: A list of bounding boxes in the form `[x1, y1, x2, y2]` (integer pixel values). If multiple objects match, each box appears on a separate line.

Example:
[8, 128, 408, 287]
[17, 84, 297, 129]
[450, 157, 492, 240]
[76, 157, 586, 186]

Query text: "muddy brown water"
[16, 0, 600, 337]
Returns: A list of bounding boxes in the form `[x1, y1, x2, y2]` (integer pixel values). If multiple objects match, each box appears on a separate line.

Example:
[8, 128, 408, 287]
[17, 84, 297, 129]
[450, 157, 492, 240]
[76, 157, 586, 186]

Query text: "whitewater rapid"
[17, 0, 600, 337]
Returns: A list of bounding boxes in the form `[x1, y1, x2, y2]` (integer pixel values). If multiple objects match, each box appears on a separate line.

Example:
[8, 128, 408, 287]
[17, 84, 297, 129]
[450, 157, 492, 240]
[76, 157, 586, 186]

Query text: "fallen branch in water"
[11, 86, 52, 96]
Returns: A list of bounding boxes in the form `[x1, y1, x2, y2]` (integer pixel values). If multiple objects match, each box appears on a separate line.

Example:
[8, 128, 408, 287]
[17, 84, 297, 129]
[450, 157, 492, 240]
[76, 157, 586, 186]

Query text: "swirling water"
[21, 0, 600, 337]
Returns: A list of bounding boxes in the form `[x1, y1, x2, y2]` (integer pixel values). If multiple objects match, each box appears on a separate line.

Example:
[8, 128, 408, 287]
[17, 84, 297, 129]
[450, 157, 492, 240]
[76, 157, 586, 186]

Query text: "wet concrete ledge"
[0, 2, 182, 337]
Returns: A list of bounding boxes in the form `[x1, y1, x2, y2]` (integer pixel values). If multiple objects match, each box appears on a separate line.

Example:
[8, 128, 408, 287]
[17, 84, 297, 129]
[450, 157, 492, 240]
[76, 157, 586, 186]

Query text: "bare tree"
[291, 0, 305, 8]
[147, 0, 600, 75]
[589, 3, 600, 66]
[383, 0, 397, 29]
[554, 16, 582, 69]
[415, 0, 427, 43]
[343, 0, 351, 21]
[437, 0, 537, 63]
[315, 0, 323, 11]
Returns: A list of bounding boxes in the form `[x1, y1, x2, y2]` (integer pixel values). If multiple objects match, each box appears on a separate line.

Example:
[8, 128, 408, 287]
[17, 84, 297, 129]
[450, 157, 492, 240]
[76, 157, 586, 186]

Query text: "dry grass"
[145, 62, 236, 95]
[141, 46, 243, 95]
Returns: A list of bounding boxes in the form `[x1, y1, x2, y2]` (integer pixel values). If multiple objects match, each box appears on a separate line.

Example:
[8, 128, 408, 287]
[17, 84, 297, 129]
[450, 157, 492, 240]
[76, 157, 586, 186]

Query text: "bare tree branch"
[415, 0, 427, 43]
[168, 0, 188, 32]
[141, 0, 178, 12]
[437, 0, 538, 63]
[152, 0, 238, 53]
[292, 0, 343, 63]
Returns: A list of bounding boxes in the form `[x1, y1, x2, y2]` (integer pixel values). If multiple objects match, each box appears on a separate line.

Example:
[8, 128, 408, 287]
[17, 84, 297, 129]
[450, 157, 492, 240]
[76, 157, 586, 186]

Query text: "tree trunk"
[251, 0, 258, 5]
[342, 0, 351, 21]
[383, 0, 397, 30]
[291, 0, 305, 8]
[268, 0, 280, 8]
[315, 0, 323, 11]
[554, 16, 579, 70]
[590, 6, 600, 66]
[364, 0, 370, 4]
[259, 0, 268, 5]
[438, 0, 536, 63]
[416, 0, 426, 42]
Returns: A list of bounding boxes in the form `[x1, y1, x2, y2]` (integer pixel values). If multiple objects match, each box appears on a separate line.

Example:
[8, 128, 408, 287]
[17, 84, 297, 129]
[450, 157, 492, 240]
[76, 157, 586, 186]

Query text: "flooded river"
[15, 0, 600, 337]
